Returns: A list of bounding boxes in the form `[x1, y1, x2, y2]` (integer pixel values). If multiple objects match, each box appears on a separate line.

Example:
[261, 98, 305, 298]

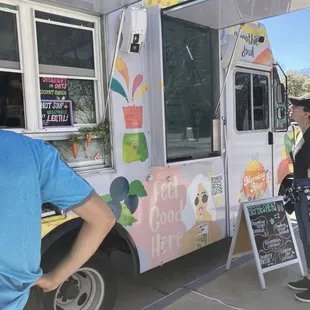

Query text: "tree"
[298, 67, 310, 79]
[286, 71, 306, 97]
[282, 68, 310, 97]
[302, 77, 310, 93]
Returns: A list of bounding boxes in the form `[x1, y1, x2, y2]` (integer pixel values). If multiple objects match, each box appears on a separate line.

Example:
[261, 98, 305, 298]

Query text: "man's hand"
[34, 273, 58, 292]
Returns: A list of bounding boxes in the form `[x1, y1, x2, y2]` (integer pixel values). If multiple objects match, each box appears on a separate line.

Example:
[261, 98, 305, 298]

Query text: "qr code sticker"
[211, 174, 224, 197]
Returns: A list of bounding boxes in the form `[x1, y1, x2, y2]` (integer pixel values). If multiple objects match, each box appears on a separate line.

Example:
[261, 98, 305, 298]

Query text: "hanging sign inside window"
[41, 99, 73, 127]
[40, 77, 73, 127]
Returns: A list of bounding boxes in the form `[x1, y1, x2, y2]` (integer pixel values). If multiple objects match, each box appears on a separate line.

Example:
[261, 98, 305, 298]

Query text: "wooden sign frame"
[226, 196, 305, 290]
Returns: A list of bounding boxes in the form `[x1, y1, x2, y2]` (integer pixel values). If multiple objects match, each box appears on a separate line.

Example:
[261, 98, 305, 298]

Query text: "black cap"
[289, 93, 310, 107]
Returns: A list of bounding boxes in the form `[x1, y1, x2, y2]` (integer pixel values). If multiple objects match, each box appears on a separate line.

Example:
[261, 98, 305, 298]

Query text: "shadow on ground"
[112, 238, 232, 310]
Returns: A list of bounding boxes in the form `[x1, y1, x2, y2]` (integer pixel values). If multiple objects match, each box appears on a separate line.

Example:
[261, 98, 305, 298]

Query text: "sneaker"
[288, 277, 310, 291]
[296, 289, 310, 303]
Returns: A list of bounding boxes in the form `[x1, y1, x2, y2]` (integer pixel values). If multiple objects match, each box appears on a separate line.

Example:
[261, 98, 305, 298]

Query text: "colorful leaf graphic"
[118, 203, 137, 227]
[102, 194, 112, 203]
[115, 58, 129, 90]
[132, 74, 143, 101]
[111, 78, 128, 102]
[136, 84, 149, 103]
[129, 180, 147, 197]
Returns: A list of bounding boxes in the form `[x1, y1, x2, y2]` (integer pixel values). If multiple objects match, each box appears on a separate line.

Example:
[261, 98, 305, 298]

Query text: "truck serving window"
[162, 16, 216, 163]
[36, 11, 96, 125]
[1, 2, 107, 173]
[235, 71, 269, 132]
[0, 8, 24, 129]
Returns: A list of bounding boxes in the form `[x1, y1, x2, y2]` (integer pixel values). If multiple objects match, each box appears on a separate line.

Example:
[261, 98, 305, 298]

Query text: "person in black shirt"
[287, 93, 310, 303]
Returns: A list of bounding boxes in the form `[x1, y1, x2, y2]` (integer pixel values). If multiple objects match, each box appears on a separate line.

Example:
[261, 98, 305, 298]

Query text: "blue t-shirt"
[0, 130, 94, 310]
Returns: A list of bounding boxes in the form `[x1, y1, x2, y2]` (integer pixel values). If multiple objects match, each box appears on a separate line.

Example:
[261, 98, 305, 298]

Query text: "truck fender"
[41, 218, 140, 275]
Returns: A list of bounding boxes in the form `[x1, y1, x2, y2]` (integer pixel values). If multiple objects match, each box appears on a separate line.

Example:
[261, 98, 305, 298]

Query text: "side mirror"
[277, 106, 286, 120]
[276, 83, 285, 104]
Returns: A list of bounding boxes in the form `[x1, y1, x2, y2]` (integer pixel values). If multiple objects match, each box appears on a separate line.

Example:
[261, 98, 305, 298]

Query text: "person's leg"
[302, 239, 310, 275]
[288, 194, 310, 302]
[23, 287, 45, 310]
[288, 195, 310, 290]
[298, 193, 310, 273]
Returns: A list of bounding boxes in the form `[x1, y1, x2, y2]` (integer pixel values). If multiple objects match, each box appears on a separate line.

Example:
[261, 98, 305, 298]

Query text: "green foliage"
[118, 203, 137, 226]
[102, 194, 112, 203]
[70, 119, 111, 153]
[128, 180, 147, 197]
[284, 68, 310, 97]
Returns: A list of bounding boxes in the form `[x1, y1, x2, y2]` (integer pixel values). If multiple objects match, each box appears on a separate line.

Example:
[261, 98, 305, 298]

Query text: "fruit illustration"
[242, 153, 267, 200]
[125, 195, 139, 214]
[277, 156, 293, 185]
[110, 177, 130, 202]
[277, 133, 294, 185]
[102, 177, 147, 227]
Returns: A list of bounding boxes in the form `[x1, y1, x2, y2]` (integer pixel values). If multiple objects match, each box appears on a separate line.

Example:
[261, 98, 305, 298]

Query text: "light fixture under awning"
[163, 0, 310, 30]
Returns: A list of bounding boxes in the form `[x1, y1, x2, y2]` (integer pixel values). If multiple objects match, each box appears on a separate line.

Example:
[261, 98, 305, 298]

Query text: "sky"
[261, 8, 310, 72]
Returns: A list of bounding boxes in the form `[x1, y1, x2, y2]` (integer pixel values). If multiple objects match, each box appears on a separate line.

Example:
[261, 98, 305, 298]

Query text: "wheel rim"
[53, 267, 105, 310]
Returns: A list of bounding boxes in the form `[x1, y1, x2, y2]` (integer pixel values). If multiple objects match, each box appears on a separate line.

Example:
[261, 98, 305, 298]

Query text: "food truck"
[1, 0, 309, 308]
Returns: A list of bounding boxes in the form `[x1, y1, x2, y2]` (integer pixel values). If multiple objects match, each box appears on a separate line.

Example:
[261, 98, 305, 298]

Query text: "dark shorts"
[23, 287, 45, 310]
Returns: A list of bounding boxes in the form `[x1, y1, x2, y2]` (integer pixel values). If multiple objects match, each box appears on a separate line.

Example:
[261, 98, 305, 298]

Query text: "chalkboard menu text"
[40, 77, 73, 127]
[247, 200, 297, 269]
[41, 99, 73, 127]
[226, 196, 305, 290]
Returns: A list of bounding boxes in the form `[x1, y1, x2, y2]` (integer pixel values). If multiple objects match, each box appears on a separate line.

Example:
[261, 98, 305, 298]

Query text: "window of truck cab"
[234, 69, 270, 133]
[0, 0, 108, 173]
[161, 15, 221, 163]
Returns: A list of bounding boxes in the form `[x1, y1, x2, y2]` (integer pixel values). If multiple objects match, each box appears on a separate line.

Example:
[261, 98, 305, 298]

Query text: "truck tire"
[42, 251, 117, 310]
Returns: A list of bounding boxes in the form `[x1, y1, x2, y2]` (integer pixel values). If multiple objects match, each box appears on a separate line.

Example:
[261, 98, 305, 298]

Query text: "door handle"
[268, 131, 274, 145]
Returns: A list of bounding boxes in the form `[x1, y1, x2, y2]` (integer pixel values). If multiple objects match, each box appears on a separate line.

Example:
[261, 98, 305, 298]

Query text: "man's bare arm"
[36, 192, 115, 291]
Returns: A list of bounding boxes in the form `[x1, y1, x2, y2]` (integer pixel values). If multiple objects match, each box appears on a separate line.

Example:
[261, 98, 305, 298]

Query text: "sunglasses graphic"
[195, 192, 209, 206]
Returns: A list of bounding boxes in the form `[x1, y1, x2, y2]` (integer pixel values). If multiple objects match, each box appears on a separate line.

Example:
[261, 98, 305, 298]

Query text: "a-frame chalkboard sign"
[226, 196, 305, 290]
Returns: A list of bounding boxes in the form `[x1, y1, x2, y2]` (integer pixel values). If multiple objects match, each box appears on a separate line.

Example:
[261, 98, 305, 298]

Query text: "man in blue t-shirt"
[0, 130, 116, 309]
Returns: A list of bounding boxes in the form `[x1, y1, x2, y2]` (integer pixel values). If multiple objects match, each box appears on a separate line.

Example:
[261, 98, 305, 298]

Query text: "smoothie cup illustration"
[122, 133, 148, 163]
[123, 106, 143, 129]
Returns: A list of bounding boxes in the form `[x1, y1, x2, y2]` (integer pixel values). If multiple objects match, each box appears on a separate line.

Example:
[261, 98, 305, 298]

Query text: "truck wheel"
[42, 251, 117, 310]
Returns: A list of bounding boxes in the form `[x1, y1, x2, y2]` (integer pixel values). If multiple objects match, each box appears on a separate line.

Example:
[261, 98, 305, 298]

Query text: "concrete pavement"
[158, 251, 310, 310]
[145, 228, 309, 309]
[193, 257, 308, 310]
[114, 217, 307, 310]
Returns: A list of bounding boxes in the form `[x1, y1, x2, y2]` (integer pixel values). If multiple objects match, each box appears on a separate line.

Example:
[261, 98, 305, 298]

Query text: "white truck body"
[2, 0, 309, 308]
